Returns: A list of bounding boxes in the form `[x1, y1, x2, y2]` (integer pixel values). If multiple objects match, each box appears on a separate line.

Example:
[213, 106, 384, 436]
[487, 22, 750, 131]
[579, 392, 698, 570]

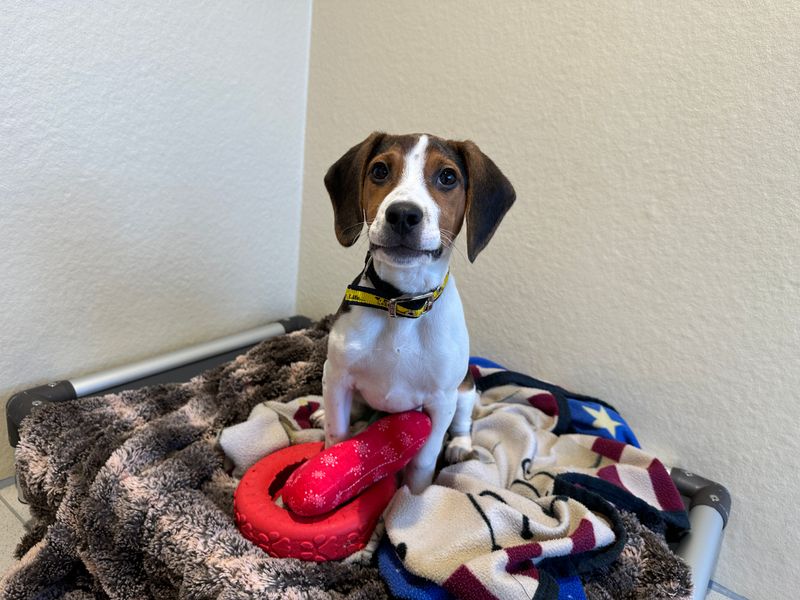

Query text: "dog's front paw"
[309, 407, 325, 429]
[445, 435, 474, 464]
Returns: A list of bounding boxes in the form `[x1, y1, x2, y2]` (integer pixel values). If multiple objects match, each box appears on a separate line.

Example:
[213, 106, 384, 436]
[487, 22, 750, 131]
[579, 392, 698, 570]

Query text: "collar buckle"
[386, 290, 435, 319]
[387, 299, 399, 318]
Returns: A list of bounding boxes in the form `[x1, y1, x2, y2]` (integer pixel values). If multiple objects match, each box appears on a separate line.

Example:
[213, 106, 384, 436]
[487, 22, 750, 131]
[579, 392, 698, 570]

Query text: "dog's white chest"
[327, 281, 469, 412]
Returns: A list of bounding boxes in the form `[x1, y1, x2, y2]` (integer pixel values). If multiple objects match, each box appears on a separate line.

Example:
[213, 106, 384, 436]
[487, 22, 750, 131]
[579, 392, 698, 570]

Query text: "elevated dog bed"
[3, 317, 729, 600]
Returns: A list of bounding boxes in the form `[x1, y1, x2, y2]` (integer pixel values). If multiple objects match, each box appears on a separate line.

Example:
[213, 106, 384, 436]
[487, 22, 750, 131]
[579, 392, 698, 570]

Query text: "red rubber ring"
[234, 442, 397, 562]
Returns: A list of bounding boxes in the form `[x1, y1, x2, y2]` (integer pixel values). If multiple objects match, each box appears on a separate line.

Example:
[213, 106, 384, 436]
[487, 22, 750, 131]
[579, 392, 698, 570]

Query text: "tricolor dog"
[320, 132, 515, 493]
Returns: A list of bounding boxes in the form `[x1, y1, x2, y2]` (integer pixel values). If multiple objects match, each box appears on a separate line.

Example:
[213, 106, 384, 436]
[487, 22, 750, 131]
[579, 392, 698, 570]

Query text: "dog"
[320, 132, 515, 494]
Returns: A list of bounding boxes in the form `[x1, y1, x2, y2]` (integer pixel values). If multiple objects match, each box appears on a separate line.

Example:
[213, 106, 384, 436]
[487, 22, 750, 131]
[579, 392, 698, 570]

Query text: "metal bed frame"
[5, 316, 730, 600]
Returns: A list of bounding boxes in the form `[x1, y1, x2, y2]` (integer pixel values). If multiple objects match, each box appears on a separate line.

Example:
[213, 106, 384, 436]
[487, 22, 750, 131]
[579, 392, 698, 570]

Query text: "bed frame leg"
[670, 467, 732, 600]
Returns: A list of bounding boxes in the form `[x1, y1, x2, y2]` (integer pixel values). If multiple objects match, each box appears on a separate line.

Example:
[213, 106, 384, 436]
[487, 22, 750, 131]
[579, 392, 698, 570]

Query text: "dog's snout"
[385, 202, 423, 236]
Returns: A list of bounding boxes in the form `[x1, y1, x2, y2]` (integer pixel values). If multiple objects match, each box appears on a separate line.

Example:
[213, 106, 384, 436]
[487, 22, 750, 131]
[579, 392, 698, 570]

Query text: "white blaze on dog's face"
[324, 132, 516, 266]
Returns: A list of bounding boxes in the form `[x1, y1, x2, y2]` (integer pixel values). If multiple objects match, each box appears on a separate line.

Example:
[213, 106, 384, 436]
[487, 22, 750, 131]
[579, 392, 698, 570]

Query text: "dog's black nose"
[385, 202, 423, 236]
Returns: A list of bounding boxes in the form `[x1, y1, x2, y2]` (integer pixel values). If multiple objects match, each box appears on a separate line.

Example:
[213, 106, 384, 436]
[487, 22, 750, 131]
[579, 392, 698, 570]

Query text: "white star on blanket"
[582, 404, 624, 437]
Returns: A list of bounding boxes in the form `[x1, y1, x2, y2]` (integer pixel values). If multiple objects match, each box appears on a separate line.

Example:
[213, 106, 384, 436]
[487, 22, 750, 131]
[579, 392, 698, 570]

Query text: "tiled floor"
[0, 478, 29, 576]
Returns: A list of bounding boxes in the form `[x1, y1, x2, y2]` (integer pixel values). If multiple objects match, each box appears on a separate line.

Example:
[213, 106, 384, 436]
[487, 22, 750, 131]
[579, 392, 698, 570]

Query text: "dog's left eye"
[437, 168, 458, 188]
[370, 162, 390, 182]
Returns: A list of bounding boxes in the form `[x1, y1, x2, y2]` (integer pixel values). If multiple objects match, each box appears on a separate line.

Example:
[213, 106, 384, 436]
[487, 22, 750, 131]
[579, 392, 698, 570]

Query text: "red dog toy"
[234, 411, 431, 561]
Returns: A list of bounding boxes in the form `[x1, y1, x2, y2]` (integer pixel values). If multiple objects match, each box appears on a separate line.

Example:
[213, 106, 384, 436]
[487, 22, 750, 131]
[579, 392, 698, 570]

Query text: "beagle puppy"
[321, 132, 515, 493]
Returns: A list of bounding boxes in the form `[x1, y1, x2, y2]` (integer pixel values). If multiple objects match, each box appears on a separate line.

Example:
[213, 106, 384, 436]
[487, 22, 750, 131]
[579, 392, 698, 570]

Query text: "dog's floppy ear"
[457, 140, 516, 262]
[324, 132, 385, 247]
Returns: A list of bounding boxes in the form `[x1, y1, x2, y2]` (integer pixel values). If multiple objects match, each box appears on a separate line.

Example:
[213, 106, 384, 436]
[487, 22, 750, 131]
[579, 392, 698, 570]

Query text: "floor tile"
[707, 580, 750, 600]
[0, 483, 30, 524]
[0, 500, 25, 577]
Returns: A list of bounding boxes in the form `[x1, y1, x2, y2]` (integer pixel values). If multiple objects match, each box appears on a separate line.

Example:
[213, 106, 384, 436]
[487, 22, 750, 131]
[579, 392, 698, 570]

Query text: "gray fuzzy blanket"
[1, 319, 690, 599]
[2, 318, 388, 600]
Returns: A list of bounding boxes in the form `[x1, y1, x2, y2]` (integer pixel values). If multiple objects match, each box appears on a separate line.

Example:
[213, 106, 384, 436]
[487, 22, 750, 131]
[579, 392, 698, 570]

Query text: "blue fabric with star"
[469, 357, 640, 448]
[566, 398, 640, 447]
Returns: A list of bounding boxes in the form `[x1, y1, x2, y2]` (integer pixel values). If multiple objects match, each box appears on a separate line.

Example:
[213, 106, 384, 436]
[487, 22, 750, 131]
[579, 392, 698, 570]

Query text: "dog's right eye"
[370, 162, 389, 182]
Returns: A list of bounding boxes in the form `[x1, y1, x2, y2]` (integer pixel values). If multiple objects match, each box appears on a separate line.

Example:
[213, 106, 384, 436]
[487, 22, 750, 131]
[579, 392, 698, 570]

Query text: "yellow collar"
[343, 257, 450, 319]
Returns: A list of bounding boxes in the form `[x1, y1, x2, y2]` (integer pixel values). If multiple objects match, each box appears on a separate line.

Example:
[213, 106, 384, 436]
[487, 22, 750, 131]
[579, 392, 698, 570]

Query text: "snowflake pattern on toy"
[399, 431, 413, 446]
[381, 445, 399, 461]
[352, 440, 370, 458]
[311, 469, 327, 480]
[320, 453, 339, 468]
[304, 489, 326, 508]
[349, 463, 365, 478]
[376, 420, 389, 432]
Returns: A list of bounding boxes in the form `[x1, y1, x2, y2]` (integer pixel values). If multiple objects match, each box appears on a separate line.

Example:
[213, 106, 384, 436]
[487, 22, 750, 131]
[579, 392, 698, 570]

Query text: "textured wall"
[0, 1, 312, 476]
[297, 2, 799, 598]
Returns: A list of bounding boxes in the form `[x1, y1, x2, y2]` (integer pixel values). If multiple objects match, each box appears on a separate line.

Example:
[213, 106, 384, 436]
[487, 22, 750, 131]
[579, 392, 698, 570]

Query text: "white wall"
[0, 1, 312, 477]
[297, 3, 799, 599]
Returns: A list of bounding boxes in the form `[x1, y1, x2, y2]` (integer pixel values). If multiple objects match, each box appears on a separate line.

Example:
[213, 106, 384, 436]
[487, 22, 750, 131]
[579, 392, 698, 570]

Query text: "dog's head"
[324, 132, 515, 266]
